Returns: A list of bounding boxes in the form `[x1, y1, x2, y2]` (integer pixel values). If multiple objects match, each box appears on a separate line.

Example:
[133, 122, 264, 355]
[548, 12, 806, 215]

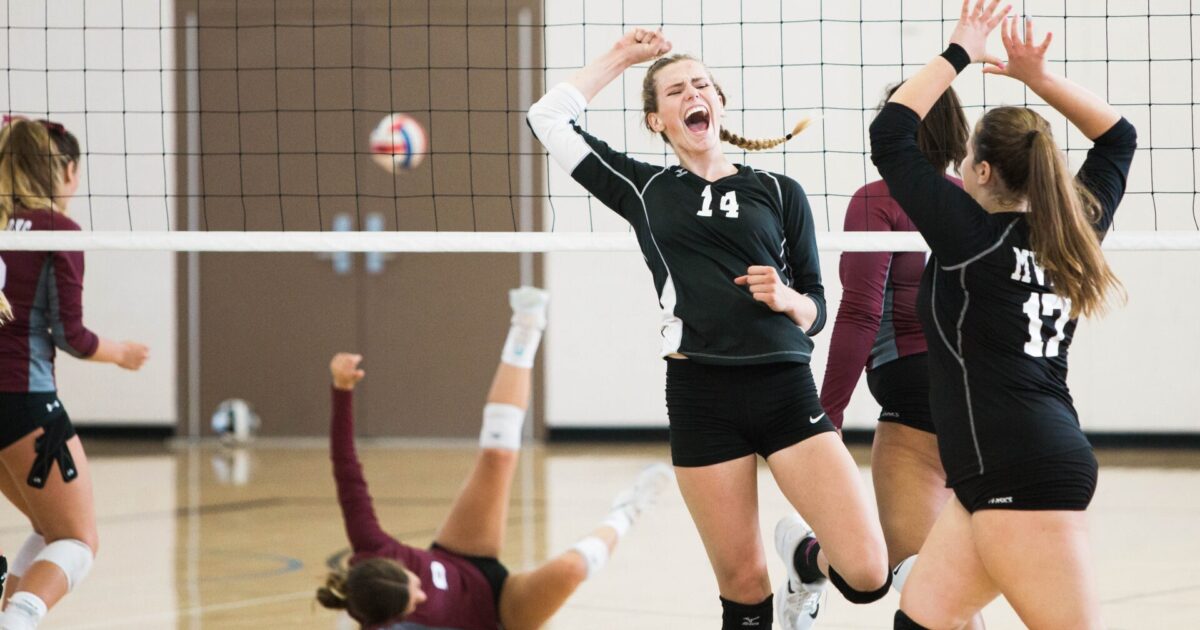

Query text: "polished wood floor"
[5, 439, 1199, 629]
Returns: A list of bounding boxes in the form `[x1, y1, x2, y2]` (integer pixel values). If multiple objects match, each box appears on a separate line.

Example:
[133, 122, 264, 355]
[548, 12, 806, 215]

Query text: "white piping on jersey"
[581, 144, 681, 356]
[755, 169, 794, 285]
[941, 219, 1020, 271]
[685, 349, 812, 361]
[929, 222, 1019, 476]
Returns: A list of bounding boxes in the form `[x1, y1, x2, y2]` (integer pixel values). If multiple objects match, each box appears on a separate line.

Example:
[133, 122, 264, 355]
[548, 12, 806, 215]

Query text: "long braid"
[719, 117, 813, 151]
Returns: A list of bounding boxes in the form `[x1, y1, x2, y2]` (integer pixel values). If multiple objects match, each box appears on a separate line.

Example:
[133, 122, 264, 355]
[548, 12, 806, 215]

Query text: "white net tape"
[1, 230, 1196, 252]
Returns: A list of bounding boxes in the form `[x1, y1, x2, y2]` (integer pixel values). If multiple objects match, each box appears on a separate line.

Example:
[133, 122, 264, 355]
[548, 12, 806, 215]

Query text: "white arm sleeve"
[527, 82, 592, 175]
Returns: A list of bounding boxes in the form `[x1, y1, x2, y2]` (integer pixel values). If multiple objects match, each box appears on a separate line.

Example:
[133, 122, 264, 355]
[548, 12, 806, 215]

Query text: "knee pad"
[479, 403, 526, 451]
[34, 539, 93, 591]
[829, 565, 892, 604]
[894, 609, 932, 630]
[11, 533, 46, 577]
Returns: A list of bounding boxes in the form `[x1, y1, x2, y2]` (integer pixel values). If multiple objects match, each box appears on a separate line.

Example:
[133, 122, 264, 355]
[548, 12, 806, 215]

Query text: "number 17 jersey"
[870, 103, 1137, 485]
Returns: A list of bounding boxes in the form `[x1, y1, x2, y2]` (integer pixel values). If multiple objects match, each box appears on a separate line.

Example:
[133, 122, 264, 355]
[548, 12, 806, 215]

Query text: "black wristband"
[940, 43, 971, 74]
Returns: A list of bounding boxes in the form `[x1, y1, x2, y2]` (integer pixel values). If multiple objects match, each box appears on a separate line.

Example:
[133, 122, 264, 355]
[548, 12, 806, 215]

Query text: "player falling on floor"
[316, 287, 672, 630]
[872, 2, 1137, 627]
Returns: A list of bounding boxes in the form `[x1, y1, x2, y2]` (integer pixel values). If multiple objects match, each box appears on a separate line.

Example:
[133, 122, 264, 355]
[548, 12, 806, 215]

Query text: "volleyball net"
[0, 0, 1197, 252]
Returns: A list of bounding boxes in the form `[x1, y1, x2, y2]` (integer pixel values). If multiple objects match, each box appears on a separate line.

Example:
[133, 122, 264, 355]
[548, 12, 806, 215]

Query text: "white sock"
[570, 536, 611, 580]
[0, 592, 47, 630]
[500, 324, 542, 368]
[601, 508, 634, 538]
[479, 403, 526, 451]
[891, 555, 917, 594]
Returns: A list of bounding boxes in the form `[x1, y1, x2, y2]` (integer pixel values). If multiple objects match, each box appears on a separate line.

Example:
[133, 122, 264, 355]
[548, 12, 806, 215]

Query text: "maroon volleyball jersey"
[0, 209, 99, 392]
[819, 179, 958, 428]
[330, 388, 501, 630]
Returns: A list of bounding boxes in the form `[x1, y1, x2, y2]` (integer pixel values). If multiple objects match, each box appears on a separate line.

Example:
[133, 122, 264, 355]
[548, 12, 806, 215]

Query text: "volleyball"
[211, 398, 261, 444]
[370, 113, 426, 172]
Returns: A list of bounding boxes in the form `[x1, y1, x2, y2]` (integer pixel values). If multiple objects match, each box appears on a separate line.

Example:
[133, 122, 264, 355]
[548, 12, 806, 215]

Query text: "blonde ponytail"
[719, 118, 813, 151]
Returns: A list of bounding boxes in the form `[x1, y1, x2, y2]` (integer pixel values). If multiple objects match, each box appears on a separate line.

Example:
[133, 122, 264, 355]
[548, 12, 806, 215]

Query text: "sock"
[500, 323, 542, 368]
[0, 592, 47, 630]
[720, 594, 773, 629]
[601, 509, 633, 539]
[478, 403, 525, 451]
[891, 555, 917, 594]
[792, 536, 824, 583]
[570, 536, 610, 579]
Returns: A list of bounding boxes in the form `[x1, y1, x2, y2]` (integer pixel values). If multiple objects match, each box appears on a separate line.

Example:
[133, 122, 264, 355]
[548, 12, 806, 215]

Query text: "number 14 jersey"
[528, 83, 826, 366]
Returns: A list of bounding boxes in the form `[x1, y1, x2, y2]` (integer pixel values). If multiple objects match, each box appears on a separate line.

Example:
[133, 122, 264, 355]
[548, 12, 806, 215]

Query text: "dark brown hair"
[972, 106, 1121, 317]
[641, 54, 810, 151]
[316, 558, 411, 627]
[884, 83, 969, 172]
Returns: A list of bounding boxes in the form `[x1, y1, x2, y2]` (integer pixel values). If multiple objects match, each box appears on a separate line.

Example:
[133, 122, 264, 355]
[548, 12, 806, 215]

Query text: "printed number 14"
[697, 184, 739, 218]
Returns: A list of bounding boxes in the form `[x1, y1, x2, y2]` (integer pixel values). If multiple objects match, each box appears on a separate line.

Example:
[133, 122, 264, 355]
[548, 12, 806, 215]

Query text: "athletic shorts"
[865, 353, 934, 434]
[953, 447, 1098, 513]
[430, 543, 509, 606]
[665, 359, 837, 468]
[0, 391, 80, 488]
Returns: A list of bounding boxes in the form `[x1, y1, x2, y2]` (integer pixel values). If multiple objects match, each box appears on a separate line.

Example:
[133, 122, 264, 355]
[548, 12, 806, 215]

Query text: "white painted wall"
[0, 0, 177, 425]
[543, 0, 1200, 432]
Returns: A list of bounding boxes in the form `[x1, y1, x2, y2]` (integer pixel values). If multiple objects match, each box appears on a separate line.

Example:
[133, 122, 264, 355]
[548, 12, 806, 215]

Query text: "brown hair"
[885, 83, 969, 172]
[0, 118, 80, 223]
[972, 106, 1121, 317]
[316, 558, 411, 627]
[641, 54, 810, 151]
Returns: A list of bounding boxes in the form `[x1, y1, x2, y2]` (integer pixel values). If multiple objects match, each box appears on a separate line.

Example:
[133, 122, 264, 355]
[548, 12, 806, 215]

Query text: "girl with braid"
[528, 29, 891, 630]
[317, 287, 671, 630]
[0, 117, 149, 630]
[872, 2, 1136, 627]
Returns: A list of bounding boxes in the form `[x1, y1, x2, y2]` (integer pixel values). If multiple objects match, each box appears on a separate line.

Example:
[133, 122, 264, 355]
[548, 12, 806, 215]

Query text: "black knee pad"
[829, 566, 892, 604]
[720, 594, 773, 629]
[895, 609, 932, 630]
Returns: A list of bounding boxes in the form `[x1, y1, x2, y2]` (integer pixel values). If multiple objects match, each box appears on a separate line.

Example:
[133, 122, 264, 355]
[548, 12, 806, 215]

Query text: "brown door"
[181, 0, 540, 438]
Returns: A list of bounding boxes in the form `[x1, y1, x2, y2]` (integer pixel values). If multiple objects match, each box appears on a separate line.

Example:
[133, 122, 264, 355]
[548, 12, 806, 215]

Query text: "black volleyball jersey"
[528, 83, 826, 365]
[871, 102, 1136, 484]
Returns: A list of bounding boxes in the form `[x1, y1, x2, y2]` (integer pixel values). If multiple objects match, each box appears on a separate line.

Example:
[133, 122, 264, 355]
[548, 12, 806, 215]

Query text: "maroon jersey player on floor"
[0, 117, 149, 630]
[316, 287, 671, 630]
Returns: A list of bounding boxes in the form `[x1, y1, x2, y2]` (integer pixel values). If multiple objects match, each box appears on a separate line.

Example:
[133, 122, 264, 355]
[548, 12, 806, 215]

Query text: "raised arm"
[568, 28, 671, 101]
[329, 353, 398, 555]
[983, 17, 1119, 140]
[889, 0, 1010, 119]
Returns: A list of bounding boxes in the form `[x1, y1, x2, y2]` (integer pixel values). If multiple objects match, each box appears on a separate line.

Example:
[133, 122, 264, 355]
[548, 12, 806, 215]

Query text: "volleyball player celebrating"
[528, 29, 890, 630]
[821, 84, 984, 628]
[871, 2, 1137, 627]
[0, 118, 150, 629]
[317, 287, 671, 630]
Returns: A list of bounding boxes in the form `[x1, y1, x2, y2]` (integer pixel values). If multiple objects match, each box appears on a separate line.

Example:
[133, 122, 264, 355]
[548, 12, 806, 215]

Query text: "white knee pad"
[10, 533, 46, 577]
[34, 539, 93, 591]
[479, 403, 526, 451]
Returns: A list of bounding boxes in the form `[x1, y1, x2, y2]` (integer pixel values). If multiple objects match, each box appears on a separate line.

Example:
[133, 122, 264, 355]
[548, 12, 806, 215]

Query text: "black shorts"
[866, 353, 934, 434]
[0, 391, 76, 449]
[666, 359, 837, 468]
[430, 543, 509, 606]
[953, 448, 1098, 513]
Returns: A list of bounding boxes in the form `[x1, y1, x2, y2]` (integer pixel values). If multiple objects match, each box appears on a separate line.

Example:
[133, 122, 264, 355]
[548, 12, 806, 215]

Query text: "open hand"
[330, 353, 365, 391]
[613, 28, 672, 66]
[983, 16, 1052, 85]
[948, 0, 1011, 65]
